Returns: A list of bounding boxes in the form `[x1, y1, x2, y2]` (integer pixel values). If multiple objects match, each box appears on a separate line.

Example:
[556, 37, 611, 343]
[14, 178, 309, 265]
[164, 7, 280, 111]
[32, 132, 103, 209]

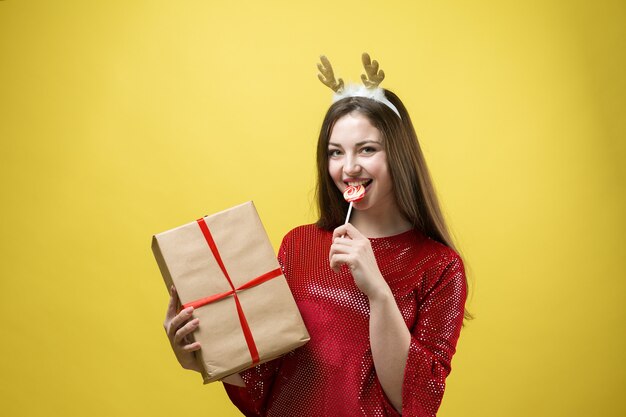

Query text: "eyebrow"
[328, 140, 381, 147]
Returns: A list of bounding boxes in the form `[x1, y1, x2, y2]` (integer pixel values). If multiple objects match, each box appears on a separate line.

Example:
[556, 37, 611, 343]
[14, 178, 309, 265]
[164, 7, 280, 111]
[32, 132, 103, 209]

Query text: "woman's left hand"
[330, 223, 390, 300]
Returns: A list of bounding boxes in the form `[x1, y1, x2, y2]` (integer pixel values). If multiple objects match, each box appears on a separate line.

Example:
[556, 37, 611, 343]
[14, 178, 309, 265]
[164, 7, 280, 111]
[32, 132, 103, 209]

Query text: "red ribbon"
[182, 218, 282, 365]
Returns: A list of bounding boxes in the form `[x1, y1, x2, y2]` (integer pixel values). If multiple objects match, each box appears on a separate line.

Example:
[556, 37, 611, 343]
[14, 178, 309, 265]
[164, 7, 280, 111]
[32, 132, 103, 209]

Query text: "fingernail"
[184, 307, 193, 314]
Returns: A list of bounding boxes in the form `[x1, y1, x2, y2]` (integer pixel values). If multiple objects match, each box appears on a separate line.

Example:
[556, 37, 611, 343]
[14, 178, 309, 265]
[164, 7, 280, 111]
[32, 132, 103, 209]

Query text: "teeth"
[347, 180, 369, 186]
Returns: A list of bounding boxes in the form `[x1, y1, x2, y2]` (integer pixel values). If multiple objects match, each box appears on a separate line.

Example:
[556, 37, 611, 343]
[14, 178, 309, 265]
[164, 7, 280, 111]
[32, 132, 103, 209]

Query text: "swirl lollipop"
[343, 185, 366, 203]
[343, 184, 366, 226]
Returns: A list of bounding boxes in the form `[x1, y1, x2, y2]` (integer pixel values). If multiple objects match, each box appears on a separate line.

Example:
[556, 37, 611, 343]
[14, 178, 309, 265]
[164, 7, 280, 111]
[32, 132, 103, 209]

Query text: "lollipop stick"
[340, 202, 354, 239]
[344, 202, 353, 225]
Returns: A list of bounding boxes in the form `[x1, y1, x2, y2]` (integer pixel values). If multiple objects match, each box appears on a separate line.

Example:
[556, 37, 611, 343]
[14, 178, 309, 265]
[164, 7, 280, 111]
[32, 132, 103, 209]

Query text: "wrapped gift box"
[152, 201, 309, 383]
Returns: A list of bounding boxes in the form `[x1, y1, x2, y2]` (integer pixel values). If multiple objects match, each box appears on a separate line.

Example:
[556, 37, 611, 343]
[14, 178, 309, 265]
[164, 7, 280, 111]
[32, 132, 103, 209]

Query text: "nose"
[343, 154, 361, 176]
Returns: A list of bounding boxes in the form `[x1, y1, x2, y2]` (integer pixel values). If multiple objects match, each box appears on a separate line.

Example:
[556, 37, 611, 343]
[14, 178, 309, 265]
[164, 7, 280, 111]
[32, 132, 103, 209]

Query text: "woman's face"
[327, 112, 396, 215]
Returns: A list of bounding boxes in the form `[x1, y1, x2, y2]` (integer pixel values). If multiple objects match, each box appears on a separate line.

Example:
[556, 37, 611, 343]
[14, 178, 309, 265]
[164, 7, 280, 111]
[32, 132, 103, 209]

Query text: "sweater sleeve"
[222, 231, 295, 416]
[381, 250, 467, 417]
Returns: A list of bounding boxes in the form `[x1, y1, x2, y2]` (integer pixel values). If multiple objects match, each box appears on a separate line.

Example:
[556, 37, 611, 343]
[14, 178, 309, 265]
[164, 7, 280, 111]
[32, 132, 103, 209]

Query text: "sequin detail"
[224, 224, 466, 417]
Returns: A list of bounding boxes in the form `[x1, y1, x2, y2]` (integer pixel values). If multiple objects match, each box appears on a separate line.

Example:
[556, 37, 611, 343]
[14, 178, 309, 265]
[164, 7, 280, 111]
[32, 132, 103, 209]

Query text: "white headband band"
[332, 84, 401, 118]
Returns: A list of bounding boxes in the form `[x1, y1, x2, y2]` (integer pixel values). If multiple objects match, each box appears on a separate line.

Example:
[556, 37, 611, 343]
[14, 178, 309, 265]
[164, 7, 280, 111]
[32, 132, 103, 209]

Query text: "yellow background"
[1, 1, 624, 416]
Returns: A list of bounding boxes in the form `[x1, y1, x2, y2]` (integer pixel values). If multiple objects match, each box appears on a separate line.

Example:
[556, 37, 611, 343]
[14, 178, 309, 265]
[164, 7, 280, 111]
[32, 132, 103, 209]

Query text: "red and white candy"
[343, 184, 366, 203]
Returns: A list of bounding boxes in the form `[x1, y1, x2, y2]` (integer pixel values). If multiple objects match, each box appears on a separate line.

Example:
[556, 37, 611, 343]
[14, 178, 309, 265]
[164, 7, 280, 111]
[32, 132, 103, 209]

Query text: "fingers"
[165, 306, 195, 338]
[174, 318, 200, 345]
[162, 287, 203, 372]
[329, 224, 373, 274]
[332, 225, 347, 240]
[330, 225, 360, 272]
[329, 253, 351, 273]
[330, 233, 364, 256]
[332, 223, 362, 240]
[165, 285, 179, 322]
[329, 237, 349, 264]
[181, 341, 202, 352]
[172, 306, 195, 332]
[331, 237, 352, 248]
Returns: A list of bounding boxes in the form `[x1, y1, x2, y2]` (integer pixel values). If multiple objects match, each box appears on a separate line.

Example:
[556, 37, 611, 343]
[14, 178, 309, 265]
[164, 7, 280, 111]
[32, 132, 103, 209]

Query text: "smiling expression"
[327, 112, 398, 217]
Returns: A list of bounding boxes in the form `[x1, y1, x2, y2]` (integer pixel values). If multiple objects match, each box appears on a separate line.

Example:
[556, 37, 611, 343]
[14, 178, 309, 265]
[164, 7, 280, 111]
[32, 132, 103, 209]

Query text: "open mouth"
[344, 179, 373, 191]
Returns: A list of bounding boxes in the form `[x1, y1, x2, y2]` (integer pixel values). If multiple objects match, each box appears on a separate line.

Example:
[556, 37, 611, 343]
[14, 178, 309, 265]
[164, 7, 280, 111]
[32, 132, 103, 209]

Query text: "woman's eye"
[361, 147, 377, 154]
[328, 149, 342, 157]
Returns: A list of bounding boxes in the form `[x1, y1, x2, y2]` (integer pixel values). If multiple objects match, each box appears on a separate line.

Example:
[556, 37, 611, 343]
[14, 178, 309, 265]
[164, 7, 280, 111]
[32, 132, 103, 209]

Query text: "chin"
[352, 199, 374, 211]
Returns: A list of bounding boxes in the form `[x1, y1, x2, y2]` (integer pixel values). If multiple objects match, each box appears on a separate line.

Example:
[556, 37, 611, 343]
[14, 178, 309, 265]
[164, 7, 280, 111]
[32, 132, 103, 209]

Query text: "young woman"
[163, 54, 469, 417]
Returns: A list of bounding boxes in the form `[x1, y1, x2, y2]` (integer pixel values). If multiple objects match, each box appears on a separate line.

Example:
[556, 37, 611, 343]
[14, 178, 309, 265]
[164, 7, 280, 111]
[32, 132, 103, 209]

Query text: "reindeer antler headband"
[317, 52, 401, 118]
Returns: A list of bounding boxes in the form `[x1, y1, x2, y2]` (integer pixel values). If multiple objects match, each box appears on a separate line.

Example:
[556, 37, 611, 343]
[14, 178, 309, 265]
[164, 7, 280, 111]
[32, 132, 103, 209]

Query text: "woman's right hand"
[163, 286, 203, 373]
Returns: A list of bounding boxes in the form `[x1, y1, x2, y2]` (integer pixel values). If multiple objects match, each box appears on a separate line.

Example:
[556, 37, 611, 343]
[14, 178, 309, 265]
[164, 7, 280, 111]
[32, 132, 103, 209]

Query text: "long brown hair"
[315, 89, 472, 320]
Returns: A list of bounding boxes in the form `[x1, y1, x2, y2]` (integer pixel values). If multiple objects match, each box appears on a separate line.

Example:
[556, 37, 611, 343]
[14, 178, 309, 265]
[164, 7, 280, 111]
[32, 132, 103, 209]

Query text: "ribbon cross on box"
[183, 218, 283, 365]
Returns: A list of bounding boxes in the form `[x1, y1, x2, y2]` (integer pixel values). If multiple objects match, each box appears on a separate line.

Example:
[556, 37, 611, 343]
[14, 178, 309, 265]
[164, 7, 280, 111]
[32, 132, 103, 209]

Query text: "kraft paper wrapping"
[152, 201, 310, 383]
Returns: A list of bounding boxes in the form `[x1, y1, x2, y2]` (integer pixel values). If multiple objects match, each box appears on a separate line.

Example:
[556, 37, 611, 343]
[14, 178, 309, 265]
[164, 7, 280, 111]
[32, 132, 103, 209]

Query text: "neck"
[349, 204, 412, 238]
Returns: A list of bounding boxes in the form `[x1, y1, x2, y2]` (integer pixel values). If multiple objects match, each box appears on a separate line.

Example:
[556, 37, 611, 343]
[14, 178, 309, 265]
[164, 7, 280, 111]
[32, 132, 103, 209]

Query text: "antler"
[360, 52, 385, 88]
[317, 55, 344, 93]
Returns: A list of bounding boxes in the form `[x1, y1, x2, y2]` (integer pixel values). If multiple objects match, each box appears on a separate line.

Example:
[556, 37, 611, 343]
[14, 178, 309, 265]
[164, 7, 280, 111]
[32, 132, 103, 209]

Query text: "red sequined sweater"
[224, 224, 466, 417]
